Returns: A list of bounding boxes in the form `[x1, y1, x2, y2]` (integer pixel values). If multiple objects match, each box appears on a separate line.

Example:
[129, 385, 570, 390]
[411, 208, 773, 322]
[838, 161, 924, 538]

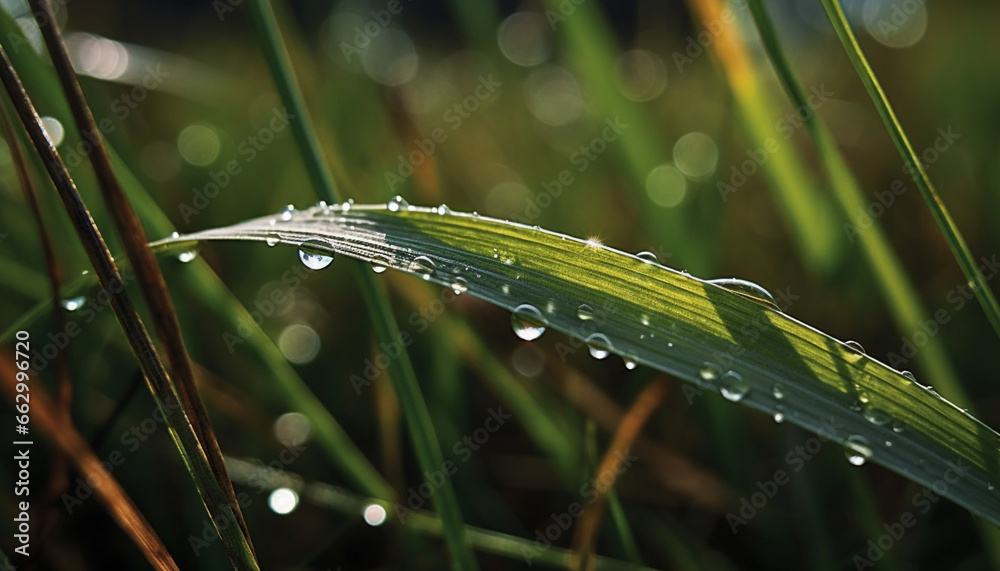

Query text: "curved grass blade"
[818, 0, 1000, 343]
[154, 204, 1000, 527]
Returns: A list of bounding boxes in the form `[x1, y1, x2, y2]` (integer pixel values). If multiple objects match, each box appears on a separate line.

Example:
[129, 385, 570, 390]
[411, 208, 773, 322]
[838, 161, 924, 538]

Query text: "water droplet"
[501, 284, 510, 295]
[623, 355, 638, 370]
[718, 371, 749, 402]
[844, 435, 873, 466]
[266, 233, 280, 247]
[363, 503, 387, 526]
[844, 340, 867, 362]
[640, 315, 650, 326]
[698, 362, 721, 388]
[772, 384, 785, 400]
[885, 440, 893, 447]
[342, 199, 354, 213]
[370, 255, 389, 274]
[989, 483, 996, 492]
[409, 256, 436, 279]
[585, 333, 612, 359]
[387, 195, 409, 212]
[451, 277, 469, 295]
[891, 420, 905, 433]
[298, 240, 334, 270]
[636, 251, 658, 263]
[170, 231, 181, 239]
[773, 406, 785, 423]
[177, 248, 199, 263]
[438, 203, 451, 214]
[577, 304, 595, 321]
[61, 296, 86, 311]
[511, 304, 547, 341]
[862, 405, 891, 426]
[545, 300, 556, 314]
[279, 204, 295, 221]
[707, 278, 780, 310]
[313, 200, 329, 215]
[901, 370, 916, 383]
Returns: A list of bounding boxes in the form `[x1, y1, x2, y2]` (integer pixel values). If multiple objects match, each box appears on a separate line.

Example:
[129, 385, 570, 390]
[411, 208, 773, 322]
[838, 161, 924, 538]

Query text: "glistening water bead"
[409, 256, 436, 279]
[718, 371, 749, 402]
[387, 195, 409, 212]
[298, 240, 334, 270]
[511, 304, 547, 341]
[370, 255, 389, 274]
[585, 332, 612, 359]
[706, 278, 780, 311]
[844, 435, 873, 466]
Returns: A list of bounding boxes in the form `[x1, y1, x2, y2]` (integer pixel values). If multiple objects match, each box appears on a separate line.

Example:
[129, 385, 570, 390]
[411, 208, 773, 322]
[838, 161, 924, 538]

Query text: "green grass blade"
[155, 204, 1000, 527]
[818, 0, 1000, 343]
[244, 2, 478, 568]
[226, 456, 655, 570]
[680, 0, 844, 274]
[742, 0, 968, 408]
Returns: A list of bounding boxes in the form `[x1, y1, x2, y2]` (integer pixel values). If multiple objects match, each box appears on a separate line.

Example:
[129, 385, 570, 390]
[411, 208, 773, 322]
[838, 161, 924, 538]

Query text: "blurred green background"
[1, 0, 999, 569]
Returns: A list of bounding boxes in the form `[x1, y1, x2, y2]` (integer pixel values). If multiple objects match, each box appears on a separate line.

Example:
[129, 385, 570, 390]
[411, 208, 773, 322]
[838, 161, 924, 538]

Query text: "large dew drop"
[718, 371, 749, 402]
[636, 251, 658, 264]
[707, 278, 780, 311]
[409, 256, 436, 279]
[511, 304, 547, 341]
[843, 340, 867, 363]
[298, 240, 334, 270]
[576, 304, 596, 321]
[844, 435, 873, 466]
[370, 255, 389, 274]
[177, 248, 199, 263]
[387, 195, 409, 212]
[585, 333, 612, 359]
